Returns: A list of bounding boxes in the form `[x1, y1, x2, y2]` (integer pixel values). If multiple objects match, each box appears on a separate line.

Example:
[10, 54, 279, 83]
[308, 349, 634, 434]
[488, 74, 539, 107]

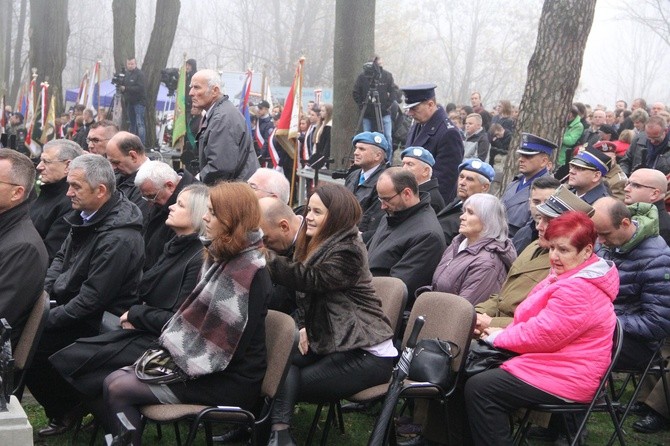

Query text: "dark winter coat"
[268, 226, 394, 355]
[366, 194, 446, 302]
[29, 178, 72, 262]
[464, 129, 491, 163]
[620, 131, 670, 175]
[116, 171, 151, 220]
[344, 164, 386, 239]
[406, 106, 464, 203]
[0, 201, 49, 347]
[45, 192, 145, 331]
[123, 67, 146, 105]
[420, 178, 445, 214]
[50, 233, 204, 397]
[352, 68, 395, 118]
[436, 198, 462, 246]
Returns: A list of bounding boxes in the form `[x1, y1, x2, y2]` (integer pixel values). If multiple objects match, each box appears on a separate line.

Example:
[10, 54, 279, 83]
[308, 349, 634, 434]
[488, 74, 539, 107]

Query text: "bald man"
[623, 168, 670, 247]
[259, 197, 302, 315]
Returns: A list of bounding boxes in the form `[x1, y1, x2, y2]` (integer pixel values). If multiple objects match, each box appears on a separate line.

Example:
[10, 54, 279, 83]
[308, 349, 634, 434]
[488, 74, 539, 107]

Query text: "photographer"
[119, 57, 147, 145]
[353, 56, 395, 161]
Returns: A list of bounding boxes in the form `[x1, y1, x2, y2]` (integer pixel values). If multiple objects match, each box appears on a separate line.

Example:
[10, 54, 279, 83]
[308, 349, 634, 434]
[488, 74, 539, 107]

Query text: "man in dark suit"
[402, 84, 464, 203]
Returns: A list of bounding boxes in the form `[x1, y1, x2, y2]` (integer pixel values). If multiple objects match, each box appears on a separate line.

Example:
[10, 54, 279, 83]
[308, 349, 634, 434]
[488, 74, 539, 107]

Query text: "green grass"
[22, 390, 670, 445]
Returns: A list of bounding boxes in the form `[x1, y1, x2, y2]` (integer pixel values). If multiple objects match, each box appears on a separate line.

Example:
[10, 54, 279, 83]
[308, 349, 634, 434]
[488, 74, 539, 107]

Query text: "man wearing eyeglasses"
[0, 149, 48, 348]
[86, 120, 119, 157]
[366, 167, 445, 304]
[402, 84, 464, 204]
[30, 139, 85, 262]
[620, 116, 670, 175]
[623, 168, 670, 247]
[134, 160, 197, 270]
[105, 131, 151, 219]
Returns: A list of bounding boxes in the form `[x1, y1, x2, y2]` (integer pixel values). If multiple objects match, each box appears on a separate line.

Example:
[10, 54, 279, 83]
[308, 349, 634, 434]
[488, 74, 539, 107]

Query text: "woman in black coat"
[48, 184, 209, 426]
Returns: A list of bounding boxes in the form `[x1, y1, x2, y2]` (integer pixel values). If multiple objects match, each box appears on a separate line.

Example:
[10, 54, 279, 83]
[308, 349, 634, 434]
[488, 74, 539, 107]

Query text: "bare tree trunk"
[332, 0, 375, 170]
[0, 0, 10, 91]
[9, 0, 28, 105]
[499, 0, 596, 193]
[29, 0, 69, 113]
[113, 0, 136, 72]
[142, 0, 180, 149]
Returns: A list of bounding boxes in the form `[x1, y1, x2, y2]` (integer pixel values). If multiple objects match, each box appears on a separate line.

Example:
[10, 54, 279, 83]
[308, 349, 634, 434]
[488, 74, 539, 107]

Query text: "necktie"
[359, 174, 365, 186]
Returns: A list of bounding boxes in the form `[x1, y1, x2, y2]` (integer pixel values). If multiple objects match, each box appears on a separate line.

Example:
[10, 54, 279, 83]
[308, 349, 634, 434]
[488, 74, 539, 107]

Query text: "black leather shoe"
[633, 411, 670, 433]
[267, 428, 296, 446]
[38, 418, 77, 437]
[340, 401, 370, 413]
[628, 401, 650, 416]
[212, 426, 250, 443]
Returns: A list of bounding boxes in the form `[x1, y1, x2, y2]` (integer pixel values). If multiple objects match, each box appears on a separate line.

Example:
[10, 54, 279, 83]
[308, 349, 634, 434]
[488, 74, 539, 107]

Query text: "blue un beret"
[400, 146, 435, 167]
[518, 133, 557, 156]
[352, 132, 390, 157]
[458, 158, 495, 182]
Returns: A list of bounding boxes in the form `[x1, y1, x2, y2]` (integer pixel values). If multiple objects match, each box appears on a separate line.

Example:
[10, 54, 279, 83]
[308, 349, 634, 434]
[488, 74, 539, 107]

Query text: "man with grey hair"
[106, 131, 151, 218]
[135, 159, 197, 269]
[0, 149, 48, 348]
[30, 139, 85, 261]
[26, 153, 145, 437]
[189, 68, 258, 185]
[620, 115, 670, 176]
[247, 167, 291, 204]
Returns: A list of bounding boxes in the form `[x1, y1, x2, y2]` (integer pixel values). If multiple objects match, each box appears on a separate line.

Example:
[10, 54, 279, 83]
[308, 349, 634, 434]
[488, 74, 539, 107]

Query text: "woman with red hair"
[464, 211, 619, 445]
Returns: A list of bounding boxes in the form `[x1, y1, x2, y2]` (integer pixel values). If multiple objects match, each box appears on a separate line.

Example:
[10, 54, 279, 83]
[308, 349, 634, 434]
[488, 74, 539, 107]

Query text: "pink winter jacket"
[494, 254, 618, 403]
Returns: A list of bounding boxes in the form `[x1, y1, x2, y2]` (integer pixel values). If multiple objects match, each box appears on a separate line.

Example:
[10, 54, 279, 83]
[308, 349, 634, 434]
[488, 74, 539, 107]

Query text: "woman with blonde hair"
[309, 103, 332, 169]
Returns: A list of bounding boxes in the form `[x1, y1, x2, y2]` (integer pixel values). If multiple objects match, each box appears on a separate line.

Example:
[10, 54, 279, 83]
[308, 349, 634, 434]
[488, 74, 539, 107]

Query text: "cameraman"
[353, 56, 395, 161]
[119, 57, 147, 145]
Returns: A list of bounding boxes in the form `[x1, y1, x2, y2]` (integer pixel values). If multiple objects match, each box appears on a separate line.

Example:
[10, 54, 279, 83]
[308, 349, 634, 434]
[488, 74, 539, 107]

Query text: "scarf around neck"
[159, 229, 266, 377]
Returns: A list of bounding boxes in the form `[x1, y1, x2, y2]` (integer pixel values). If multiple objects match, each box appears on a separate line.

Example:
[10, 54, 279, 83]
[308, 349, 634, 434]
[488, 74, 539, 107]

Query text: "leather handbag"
[464, 338, 517, 378]
[134, 347, 190, 385]
[408, 338, 460, 389]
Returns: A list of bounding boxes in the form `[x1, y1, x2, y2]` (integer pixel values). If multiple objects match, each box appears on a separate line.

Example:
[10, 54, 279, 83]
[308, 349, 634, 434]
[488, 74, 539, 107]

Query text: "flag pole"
[289, 56, 305, 206]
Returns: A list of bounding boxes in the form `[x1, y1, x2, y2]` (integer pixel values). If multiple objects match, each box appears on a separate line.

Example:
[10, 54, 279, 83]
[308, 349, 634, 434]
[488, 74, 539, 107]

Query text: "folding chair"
[138, 310, 297, 446]
[514, 318, 626, 446]
[12, 291, 50, 401]
[305, 277, 408, 445]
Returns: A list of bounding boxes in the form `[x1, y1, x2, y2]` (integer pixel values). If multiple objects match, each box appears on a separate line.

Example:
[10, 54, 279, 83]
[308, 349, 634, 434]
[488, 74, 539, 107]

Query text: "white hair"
[134, 160, 179, 188]
[463, 193, 508, 242]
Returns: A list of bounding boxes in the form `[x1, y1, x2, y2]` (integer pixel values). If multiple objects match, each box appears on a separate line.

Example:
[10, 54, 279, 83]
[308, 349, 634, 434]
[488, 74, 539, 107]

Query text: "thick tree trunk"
[113, 0, 136, 72]
[332, 0, 375, 170]
[499, 0, 597, 193]
[142, 0, 180, 149]
[9, 0, 28, 106]
[0, 0, 10, 92]
[29, 0, 69, 113]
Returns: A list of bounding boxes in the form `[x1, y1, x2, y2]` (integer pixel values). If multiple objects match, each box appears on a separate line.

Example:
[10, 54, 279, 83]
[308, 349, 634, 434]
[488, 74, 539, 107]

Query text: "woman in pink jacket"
[464, 211, 619, 446]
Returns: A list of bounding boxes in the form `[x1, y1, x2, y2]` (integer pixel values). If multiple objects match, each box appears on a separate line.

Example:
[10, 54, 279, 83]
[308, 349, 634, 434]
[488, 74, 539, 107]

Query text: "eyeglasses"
[625, 180, 657, 190]
[86, 137, 109, 144]
[248, 182, 275, 197]
[141, 186, 164, 203]
[377, 192, 399, 203]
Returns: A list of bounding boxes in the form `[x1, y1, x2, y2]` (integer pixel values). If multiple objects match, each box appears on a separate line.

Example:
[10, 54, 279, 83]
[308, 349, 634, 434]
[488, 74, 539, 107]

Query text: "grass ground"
[22, 391, 670, 445]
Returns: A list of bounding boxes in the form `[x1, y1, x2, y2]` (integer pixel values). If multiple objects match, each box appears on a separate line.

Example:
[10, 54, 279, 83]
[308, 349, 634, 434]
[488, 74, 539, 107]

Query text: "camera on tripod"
[111, 69, 126, 87]
[161, 68, 180, 96]
[362, 60, 382, 87]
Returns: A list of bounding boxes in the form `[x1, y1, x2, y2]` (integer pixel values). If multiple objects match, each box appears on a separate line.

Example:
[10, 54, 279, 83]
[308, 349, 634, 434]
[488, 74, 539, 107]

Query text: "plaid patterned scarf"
[159, 230, 266, 377]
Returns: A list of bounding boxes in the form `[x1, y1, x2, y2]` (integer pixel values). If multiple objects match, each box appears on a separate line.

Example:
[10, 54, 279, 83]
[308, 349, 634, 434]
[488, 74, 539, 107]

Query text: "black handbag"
[408, 338, 461, 389]
[464, 338, 517, 378]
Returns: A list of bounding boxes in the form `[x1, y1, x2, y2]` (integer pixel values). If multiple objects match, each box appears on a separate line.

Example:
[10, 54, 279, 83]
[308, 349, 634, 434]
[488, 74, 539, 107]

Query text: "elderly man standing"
[345, 132, 389, 239]
[134, 160, 197, 270]
[190, 69, 258, 184]
[402, 84, 464, 203]
[26, 154, 145, 437]
[401, 146, 445, 213]
[30, 139, 85, 262]
[105, 131, 151, 218]
[0, 149, 48, 348]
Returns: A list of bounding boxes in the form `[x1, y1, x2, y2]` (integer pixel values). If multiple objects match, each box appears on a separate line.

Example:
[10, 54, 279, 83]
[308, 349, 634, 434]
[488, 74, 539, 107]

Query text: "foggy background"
[18, 0, 670, 110]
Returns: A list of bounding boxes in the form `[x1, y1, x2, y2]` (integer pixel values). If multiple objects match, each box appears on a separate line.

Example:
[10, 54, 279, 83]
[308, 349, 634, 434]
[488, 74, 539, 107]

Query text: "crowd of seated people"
[4, 89, 670, 446]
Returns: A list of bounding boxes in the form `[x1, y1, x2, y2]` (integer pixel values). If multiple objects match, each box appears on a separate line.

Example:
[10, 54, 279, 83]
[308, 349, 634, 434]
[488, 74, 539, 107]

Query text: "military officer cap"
[402, 84, 437, 109]
[569, 147, 611, 176]
[401, 146, 435, 167]
[458, 158, 495, 182]
[536, 185, 595, 218]
[352, 131, 390, 157]
[517, 133, 557, 156]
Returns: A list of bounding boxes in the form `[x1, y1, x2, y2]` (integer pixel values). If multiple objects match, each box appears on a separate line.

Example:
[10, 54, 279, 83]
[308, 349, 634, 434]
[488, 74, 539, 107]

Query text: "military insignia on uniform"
[412, 148, 423, 157]
[471, 160, 482, 169]
[374, 135, 382, 144]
